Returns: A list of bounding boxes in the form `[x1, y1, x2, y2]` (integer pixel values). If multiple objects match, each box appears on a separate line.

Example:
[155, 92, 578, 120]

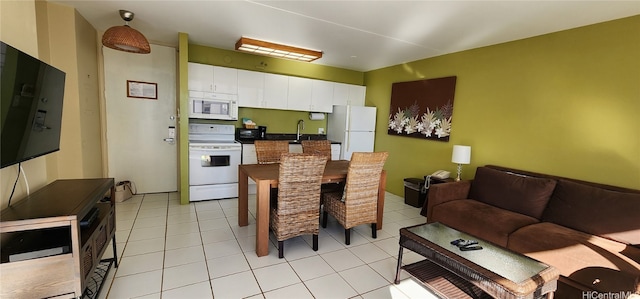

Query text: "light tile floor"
[97, 192, 439, 299]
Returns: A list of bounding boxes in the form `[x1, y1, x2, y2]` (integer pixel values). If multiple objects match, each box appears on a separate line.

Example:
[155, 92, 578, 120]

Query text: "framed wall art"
[127, 80, 157, 100]
[388, 76, 457, 142]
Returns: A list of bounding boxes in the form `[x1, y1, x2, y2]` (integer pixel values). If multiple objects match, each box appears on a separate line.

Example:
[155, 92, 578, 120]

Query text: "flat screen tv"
[1, 41, 66, 168]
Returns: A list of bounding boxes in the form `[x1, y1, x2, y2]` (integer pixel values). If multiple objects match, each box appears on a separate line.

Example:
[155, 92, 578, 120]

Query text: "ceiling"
[48, 1, 640, 72]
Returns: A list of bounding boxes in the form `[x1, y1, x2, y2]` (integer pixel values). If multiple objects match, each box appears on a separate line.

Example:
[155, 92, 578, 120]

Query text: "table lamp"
[451, 145, 471, 181]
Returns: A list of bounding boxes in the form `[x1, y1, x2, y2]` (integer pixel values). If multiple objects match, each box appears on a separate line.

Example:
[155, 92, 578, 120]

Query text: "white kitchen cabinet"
[264, 73, 289, 110]
[187, 62, 237, 94]
[241, 144, 257, 194]
[213, 66, 238, 94]
[188, 62, 214, 92]
[332, 82, 366, 107]
[279, 76, 334, 113]
[237, 70, 264, 108]
[287, 77, 313, 112]
[331, 144, 341, 160]
[348, 85, 366, 106]
[311, 80, 334, 113]
[289, 144, 303, 154]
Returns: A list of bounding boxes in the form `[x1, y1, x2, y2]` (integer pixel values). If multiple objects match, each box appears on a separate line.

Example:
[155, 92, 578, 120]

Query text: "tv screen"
[1, 41, 66, 168]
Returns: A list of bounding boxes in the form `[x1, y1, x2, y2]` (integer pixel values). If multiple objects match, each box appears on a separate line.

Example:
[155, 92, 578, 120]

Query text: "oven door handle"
[189, 147, 242, 152]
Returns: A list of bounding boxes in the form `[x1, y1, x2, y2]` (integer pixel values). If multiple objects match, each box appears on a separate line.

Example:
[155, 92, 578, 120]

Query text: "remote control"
[450, 239, 465, 246]
[460, 245, 483, 251]
[456, 240, 478, 247]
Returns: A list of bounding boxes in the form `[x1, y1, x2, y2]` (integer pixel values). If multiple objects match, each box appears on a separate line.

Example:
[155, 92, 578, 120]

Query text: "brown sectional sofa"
[422, 165, 640, 297]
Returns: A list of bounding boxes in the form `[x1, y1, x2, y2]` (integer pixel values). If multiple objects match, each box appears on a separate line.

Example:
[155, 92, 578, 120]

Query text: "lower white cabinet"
[331, 144, 341, 160]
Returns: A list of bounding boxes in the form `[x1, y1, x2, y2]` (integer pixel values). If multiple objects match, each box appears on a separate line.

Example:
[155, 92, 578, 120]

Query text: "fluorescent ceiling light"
[235, 37, 322, 62]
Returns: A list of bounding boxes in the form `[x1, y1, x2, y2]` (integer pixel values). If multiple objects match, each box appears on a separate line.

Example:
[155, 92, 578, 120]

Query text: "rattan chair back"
[270, 153, 328, 257]
[342, 152, 388, 227]
[301, 140, 332, 159]
[254, 140, 289, 164]
[323, 152, 388, 233]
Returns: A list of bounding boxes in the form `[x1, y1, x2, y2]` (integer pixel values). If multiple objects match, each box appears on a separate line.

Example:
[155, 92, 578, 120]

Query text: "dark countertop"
[236, 133, 341, 144]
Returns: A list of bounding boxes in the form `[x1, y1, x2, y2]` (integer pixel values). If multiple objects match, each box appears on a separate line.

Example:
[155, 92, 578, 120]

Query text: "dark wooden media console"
[0, 178, 117, 299]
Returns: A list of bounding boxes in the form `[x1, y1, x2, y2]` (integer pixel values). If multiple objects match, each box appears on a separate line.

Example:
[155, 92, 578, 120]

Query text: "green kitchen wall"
[366, 15, 640, 195]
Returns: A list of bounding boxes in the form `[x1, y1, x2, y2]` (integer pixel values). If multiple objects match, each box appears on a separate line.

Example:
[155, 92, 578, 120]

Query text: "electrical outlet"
[318, 128, 325, 134]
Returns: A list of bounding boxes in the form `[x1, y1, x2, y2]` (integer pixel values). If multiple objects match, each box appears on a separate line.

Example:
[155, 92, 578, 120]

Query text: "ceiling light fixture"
[102, 10, 151, 54]
[235, 37, 322, 62]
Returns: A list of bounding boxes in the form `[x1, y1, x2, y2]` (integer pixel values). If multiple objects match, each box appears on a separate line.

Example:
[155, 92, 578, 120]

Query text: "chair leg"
[371, 223, 377, 239]
[345, 228, 351, 245]
[322, 211, 328, 228]
[278, 241, 284, 259]
[313, 234, 318, 251]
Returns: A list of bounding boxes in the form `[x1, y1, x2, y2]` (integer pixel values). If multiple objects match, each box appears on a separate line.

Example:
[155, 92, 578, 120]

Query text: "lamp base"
[455, 164, 462, 182]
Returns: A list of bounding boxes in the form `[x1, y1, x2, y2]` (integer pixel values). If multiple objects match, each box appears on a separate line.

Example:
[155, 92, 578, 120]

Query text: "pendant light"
[102, 10, 151, 54]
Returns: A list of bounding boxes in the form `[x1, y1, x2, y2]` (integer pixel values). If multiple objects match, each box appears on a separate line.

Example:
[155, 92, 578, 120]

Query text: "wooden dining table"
[238, 160, 387, 257]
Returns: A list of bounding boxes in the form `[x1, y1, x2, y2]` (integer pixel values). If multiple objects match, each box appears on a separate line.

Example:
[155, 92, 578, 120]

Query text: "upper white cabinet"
[188, 62, 213, 92]
[214, 66, 238, 94]
[188, 62, 237, 94]
[311, 80, 334, 113]
[333, 82, 365, 107]
[191, 62, 366, 112]
[237, 70, 264, 108]
[287, 77, 313, 112]
[263, 73, 289, 110]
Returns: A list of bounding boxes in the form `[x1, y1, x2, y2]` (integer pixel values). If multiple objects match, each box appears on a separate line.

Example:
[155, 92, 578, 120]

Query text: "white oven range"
[188, 124, 241, 201]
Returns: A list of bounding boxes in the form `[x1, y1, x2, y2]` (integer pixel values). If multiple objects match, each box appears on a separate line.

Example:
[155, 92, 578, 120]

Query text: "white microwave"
[188, 91, 238, 120]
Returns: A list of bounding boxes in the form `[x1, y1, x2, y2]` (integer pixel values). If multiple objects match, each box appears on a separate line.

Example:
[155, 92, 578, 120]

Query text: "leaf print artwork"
[387, 76, 457, 142]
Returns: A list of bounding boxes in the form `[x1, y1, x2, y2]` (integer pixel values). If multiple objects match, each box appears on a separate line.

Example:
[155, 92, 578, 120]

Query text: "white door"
[103, 44, 177, 193]
[343, 131, 375, 160]
[348, 106, 377, 132]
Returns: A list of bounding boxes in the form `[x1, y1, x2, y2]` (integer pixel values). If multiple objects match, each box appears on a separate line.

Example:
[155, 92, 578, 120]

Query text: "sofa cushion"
[468, 167, 557, 219]
[508, 222, 640, 293]
[431, 199, 539, 247]
[543, 179, 640, 245]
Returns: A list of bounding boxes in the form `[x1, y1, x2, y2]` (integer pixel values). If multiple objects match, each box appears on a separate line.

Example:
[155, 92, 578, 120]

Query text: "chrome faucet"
[296, 119, 305, 141]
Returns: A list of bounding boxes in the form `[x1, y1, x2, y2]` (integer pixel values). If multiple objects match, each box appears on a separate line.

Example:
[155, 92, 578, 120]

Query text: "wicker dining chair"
[254, 140, 289, 164]
[301, 140, 332, 160]
[270, 153, 328, 258]
[302, 139, 343, 196]
[321, 151, 389, 245]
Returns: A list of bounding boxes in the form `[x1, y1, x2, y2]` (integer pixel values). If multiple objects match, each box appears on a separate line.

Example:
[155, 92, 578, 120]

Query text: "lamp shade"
[102, 25, 150, 54]
[451, 145, 471, 164]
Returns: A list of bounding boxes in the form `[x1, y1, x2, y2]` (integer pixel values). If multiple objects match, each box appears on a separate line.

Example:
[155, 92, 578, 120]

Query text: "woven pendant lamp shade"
[102, 10, 150, 54]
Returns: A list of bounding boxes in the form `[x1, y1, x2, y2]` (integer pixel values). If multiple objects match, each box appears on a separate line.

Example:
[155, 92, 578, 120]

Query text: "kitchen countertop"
[236, 134, 340, 144]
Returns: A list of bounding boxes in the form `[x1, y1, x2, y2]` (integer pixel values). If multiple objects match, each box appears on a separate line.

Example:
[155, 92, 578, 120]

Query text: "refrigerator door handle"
[346, 105, 351, 152]
[346, 131, 350, 152]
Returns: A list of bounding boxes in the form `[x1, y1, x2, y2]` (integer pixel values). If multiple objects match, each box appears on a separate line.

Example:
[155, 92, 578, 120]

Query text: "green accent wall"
[178, 33, 190, 204]
[366, 15, 640, 195]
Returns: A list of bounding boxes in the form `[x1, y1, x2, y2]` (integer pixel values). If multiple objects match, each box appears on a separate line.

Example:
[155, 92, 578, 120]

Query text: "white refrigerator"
[328, 105, 377, 160]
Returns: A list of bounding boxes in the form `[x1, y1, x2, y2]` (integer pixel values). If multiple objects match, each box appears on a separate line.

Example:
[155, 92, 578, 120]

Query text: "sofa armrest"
[421, 181, 472, 222]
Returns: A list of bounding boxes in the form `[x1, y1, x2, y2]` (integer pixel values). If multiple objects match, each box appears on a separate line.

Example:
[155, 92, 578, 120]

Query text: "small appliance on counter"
[236, 126, 267, 141]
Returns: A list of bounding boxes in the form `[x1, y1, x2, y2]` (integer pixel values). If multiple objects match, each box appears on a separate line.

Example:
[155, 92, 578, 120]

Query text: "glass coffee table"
[394, 222, 559, 299]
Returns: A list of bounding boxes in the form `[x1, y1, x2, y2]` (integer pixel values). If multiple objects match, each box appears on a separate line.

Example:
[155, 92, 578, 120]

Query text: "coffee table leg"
[394, 246, 404, 284]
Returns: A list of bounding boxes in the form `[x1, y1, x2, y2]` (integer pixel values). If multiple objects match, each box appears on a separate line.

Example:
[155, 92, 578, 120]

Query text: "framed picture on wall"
[388, 76, 457, 142]
[127, 80, 157, 100]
